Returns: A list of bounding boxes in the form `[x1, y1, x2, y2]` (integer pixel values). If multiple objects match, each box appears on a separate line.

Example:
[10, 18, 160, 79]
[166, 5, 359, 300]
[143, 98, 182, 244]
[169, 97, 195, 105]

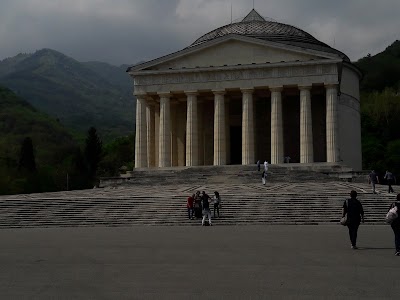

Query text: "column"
[299, 86, 314, 163]
[146, 101, 155, 167]
[241, 89, 255, 165]
[158, 93, 171, 167]
[270, 87, 284, 164]
[213, 90, 226, 165]
[185, 91, 198, 166]
[326, 84, 339, 162]
[135, 95, 148, 168]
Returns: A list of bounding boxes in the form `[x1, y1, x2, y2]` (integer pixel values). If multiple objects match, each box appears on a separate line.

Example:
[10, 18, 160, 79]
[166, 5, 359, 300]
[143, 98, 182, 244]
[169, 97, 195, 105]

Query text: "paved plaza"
[0, 225, 399, 299]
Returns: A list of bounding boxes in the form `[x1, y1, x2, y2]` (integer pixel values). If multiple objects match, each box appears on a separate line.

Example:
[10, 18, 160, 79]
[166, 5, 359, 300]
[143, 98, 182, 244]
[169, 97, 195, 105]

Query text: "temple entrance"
[230, 126, 242, 164]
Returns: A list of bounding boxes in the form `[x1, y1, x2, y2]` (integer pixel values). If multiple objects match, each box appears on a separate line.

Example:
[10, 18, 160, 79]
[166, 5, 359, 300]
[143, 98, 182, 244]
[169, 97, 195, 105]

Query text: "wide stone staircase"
[0, 176, 396, 228]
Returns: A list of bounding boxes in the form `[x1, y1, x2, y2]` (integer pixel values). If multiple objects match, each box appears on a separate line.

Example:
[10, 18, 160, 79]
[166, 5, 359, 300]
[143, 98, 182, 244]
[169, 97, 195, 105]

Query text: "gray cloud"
[0, 0, 399, 65]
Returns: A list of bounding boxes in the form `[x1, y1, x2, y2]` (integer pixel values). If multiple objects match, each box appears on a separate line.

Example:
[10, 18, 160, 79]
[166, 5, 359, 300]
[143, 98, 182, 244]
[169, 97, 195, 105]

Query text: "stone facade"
[128, 11, 362, 170]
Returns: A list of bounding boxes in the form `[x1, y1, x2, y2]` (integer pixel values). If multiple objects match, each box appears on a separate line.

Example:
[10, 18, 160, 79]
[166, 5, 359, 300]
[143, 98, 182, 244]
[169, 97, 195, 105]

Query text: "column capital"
[185, 91, 199, 96]
[212, 89, 226, 96]
[298, 85, 312, 91]
[134, 93, 148, 99]
[240, 88, 254, 94]
[270, 86, 283, 92]
[324, 83, 339, 89]
[158, 92, 172, 98]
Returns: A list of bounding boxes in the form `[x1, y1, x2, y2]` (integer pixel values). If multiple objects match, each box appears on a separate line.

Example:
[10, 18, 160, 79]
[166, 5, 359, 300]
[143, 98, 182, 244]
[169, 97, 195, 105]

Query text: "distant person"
[368, 170, 379, 194]
[187, 194, 194, 220]
[284, 156, 291, 163]
[257, 160, 261, 172]
[194, 191, 202, 219]
[213, 191, 221, 218]
[342, 190, 365, 249]
[201, 191, 212, 226]
[261, 170, 267, 185]
[264, 161, 269, 172]
[384, 170, 396, 193]
[387, 194, 400, 256]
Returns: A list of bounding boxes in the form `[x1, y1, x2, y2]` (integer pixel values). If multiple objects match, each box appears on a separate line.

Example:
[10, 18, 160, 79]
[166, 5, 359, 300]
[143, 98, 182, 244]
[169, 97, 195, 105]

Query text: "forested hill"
[0, 86, 83, 194]
[355, 40, 400, 92]
[0, 49, 134, 141]
[355, 40, 400, 174]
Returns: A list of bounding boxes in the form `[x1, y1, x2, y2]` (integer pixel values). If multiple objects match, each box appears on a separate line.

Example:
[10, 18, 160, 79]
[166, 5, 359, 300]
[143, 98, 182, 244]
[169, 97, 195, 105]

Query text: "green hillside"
[0, 86, 82, 194]
[0, 49, 135, 141]
[355, 40, 400, 92]
[355, 41, 400, 174]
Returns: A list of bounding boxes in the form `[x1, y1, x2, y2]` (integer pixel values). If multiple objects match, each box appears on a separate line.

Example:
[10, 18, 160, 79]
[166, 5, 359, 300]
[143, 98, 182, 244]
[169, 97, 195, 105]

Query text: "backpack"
[386, 204, 398, 224]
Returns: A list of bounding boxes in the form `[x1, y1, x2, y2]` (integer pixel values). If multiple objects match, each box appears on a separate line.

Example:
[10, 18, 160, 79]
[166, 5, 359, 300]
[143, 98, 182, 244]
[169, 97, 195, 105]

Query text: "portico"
[128, 9, 362, 170]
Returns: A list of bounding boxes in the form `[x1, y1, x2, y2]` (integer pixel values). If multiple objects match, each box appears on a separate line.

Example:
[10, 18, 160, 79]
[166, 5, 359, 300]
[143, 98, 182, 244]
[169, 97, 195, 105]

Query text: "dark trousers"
[347, 223, 360, 246]
[187, 208, 194, 219]
[213, 203, 220, 217]
[388, 180, 395, 193]
[392, 226, 400, 252]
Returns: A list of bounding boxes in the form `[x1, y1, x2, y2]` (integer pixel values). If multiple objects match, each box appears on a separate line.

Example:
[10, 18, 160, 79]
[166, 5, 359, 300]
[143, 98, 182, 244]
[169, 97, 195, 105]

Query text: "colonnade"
[135, 84, 339, 168]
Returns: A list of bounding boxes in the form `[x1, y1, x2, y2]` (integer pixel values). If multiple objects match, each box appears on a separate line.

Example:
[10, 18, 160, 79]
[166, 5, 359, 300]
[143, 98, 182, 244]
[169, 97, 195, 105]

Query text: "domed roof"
[191, 9, 349, 61]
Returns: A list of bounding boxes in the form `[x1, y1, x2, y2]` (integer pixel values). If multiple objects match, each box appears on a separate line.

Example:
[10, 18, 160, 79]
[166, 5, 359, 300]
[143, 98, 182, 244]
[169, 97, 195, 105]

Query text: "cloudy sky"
[0, 0, 399, 65]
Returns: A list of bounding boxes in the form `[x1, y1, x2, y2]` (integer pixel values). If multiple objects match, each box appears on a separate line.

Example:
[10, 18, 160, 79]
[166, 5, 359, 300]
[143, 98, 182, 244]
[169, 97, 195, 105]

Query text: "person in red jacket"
[187, 194, 194, 220]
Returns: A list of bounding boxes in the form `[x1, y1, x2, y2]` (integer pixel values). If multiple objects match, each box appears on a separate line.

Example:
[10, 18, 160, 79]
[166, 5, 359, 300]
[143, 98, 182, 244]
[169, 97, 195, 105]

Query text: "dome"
[191, 9, 349, 61]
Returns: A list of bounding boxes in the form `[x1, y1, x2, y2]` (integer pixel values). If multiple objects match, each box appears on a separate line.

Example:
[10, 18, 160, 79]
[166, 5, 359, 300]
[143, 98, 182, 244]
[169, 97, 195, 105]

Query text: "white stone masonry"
[271, 87, 284, 164]
[300, 86, 314, 163]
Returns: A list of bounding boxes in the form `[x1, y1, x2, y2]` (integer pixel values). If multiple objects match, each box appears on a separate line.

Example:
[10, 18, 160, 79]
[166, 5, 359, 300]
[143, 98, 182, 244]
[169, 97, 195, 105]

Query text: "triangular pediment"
[130, 35, 341, 72]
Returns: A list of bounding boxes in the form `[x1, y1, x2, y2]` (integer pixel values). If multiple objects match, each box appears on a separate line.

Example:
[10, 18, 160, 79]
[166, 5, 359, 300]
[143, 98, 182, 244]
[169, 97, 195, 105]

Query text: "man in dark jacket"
[388, 194, 400, 255]
[342, 190, 365, 249]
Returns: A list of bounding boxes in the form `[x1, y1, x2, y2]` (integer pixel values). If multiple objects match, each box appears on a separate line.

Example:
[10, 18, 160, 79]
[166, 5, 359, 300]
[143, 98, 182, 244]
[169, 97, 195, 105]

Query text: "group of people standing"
[342, 190, 400, 255]
[186, 191, 221, 226]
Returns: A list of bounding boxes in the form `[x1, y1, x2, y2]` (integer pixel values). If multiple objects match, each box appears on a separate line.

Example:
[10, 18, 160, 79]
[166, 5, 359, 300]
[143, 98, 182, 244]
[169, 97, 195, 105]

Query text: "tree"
[18, 137, 36, 172]
[84, 127, 102, 181]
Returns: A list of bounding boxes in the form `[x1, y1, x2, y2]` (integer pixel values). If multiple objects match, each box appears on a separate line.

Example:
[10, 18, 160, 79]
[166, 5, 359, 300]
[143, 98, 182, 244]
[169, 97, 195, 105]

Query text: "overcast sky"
[0, 0, 399, 65]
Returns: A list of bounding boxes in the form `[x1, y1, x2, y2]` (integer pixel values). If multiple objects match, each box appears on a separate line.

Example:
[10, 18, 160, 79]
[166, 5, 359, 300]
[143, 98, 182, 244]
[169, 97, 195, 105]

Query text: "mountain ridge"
[0, 49, 136, 141]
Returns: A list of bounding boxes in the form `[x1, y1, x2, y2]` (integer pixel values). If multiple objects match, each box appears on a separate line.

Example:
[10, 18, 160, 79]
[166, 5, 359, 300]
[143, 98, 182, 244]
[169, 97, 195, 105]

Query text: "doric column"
[326, 84, 339, 163]
[213, 90, 226, 165]
[135, 95, 148, 168]
[241, 88, 255, 165]
[270, 87, 284, 164]
[146, 100, 156, 167]
[299, 86, 314, 163]
[185, 91, 199, 166]
[158, 93, 171, 167]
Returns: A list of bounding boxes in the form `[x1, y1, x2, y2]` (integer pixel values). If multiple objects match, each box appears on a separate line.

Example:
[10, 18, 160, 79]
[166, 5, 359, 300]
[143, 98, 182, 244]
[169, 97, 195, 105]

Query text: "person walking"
[187, 194, 194, 220]
[342, 190, 365, 249]
[201, 191, 212, 226]
[387, 194, 400, 256]
[264, 161, 269, 172]
[368, 170, 379, 194]
[213, 191, 221, 218]
[257, 160, 261, 172]
[261, 170, 267, 185]
[384, 170, 396, 193]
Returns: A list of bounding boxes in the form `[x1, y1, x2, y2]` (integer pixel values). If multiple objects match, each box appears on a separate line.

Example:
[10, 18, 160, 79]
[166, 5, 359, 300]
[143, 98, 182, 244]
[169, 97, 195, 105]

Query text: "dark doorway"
[230, 126, 242, 164]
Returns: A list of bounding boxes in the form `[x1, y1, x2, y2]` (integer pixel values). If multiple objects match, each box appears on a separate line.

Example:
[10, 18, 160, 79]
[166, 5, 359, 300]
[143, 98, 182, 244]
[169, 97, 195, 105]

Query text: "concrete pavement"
[0, 225, 398, 299]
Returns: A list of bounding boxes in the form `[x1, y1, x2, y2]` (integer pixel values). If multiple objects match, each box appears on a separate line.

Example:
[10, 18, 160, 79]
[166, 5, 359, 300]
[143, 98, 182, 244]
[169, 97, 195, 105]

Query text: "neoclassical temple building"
[128, 9, 362, 170]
